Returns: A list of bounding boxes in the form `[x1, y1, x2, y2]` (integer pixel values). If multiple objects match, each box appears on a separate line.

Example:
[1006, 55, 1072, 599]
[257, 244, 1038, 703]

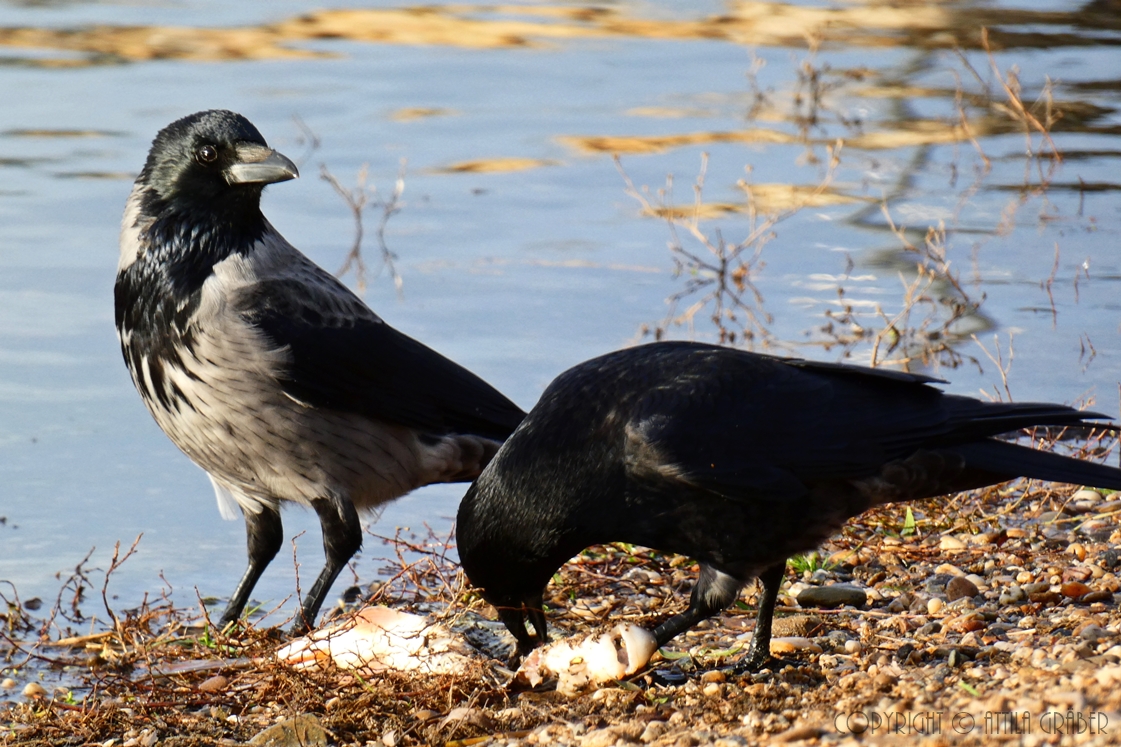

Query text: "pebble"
[998, 586, 1026, 605]
[770, 614, 823, 638]
[945, 576, 979, 601]
[844, 639, 862, 654]
[1061, 581, 1092, 599]
[939, 535, 967, 552]
[796, 584, 867, 609]
[773, 726, 824, 743]
[927, 598, 944, 615]
[700, 670, 726, 684]
[1078, 624, 1108, 642]
[197, 675, 228, 693]
[917, 621, 942, 636]
[769, 637, 823, 655]
[1099, 549, 1121, 570]
[1072, 489, 1102, 503]
[21, 682, 46, 699]
[0, 678, 16, 690]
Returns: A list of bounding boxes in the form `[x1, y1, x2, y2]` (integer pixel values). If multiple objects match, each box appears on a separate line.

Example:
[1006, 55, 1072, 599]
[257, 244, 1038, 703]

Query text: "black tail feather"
[953, 439, 1121, 491]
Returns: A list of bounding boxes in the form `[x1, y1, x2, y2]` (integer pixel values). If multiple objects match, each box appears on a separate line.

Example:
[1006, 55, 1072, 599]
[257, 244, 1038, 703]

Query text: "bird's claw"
[731, 652, 800, 674]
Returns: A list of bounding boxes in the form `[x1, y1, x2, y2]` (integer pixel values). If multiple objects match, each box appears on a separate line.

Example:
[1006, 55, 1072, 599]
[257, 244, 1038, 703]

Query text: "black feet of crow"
[730, 649, 801, 674]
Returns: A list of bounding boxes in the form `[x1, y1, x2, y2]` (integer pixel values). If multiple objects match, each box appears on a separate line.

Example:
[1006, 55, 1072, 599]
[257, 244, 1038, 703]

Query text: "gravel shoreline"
[3, 475, 1120, 746]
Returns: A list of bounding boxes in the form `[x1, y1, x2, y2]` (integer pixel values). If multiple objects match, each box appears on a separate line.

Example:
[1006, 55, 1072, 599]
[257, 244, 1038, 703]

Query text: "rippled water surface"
[1, 0, 1119, 626]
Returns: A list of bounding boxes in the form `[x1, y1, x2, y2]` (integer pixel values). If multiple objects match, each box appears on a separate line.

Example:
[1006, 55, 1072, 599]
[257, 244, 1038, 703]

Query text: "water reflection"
[2, 2, 1120, 67]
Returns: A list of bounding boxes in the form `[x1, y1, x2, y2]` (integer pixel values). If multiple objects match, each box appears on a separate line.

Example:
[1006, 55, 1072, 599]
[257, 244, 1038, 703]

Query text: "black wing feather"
[624, 346, 1113, 494]
[242, 278, 524, 440]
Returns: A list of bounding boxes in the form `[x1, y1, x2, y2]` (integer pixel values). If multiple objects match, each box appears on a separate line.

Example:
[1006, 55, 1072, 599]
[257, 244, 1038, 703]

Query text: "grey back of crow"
[456, 341, 1121, 670]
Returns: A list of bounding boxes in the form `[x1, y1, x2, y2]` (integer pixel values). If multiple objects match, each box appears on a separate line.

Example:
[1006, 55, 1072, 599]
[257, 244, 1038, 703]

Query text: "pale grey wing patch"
[623, 419, 692, 485]
[415, 434, 503, 485]
[208, 473, 243, 520]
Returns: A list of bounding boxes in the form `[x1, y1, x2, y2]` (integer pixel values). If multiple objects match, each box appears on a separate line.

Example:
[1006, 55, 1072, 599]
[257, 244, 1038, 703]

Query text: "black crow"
[115, 110, 524, 633]
[457, 341, 1121, 671]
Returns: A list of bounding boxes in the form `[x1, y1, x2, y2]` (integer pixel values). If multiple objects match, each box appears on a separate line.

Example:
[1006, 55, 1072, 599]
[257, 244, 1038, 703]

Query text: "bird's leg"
[219, 506, 283, 629]
[497, 592, 548, 664]
[526, 604, 549, 647]
[733, 561, 795, 673]
[289, 494, 362, 636]
[498, 606, 539, 664]
[652, 564, 743, 647]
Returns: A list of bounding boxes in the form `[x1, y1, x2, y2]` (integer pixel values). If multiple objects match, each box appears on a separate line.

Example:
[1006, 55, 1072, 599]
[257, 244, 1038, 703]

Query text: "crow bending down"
[115, 110, 524, 633]
[456, 341, 1121, 671]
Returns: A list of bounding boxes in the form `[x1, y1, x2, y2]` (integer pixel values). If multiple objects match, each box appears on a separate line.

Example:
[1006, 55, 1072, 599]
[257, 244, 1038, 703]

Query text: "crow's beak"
[226, 143, 299, 185]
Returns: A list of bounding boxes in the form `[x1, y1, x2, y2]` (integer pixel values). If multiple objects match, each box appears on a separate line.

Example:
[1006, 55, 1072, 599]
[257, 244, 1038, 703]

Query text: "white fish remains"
[276, 606, 477, 675]
[515, 623, 658, 696]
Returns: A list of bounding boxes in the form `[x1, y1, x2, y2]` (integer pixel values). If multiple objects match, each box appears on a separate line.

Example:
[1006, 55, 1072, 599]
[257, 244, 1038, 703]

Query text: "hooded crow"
[456, 341, 1121, 670]
[115, 110, 525, 633]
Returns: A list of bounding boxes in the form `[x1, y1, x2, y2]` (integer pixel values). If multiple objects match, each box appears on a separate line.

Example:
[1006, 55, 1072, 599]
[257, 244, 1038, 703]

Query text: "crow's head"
[137, 109, 298, 219]
[456, 481, 556, 658]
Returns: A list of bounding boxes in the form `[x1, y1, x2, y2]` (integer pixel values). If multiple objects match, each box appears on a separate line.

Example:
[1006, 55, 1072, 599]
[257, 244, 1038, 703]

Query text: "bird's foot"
[287, 616, 313, 638]
[731, 651, 800, 674]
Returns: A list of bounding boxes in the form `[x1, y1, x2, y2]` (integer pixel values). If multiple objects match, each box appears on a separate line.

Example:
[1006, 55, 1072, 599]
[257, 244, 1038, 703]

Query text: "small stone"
[917, 622, 942, 637]
[581, 727, 620, 747]
[248, 715, 329, 747]
[713, 738, 748, 747]
[872, 672, 895, 691]
[1061, 581, 1092, 599]
[773, 726, 824, 743]
[1072, 489, 1102, 503]
[927, 598, 945, 615]
[641, 721, 668, 742]
[939, 535, 967, 552]
[702, 682, 723, 697]
[1006, 528, 1029, 539]
[1064, 566, 1093, 582]
[770, 614, 824, 638]
[21, 682, 46, 699]
[1023, 582, 1051, 594]
[197, 675, 228, 693]
[1099, 549, 1121, 569]
[1078, 624, 1108, 642]
[796, 584, 867, 609]
[1081, 590, 1113, 604]
[1, 678, 16, 690]
[770, 637, 823, 654]
[844, 639, 862, 654]
[946, 576, 979, 601]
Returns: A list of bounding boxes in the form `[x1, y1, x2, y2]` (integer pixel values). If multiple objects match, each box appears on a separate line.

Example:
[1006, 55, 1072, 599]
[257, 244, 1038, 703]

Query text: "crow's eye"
[196, 144, 219, 164]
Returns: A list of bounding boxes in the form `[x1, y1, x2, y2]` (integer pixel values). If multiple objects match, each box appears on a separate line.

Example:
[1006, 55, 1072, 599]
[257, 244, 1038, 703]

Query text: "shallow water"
[1, 0, 1119, 630]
